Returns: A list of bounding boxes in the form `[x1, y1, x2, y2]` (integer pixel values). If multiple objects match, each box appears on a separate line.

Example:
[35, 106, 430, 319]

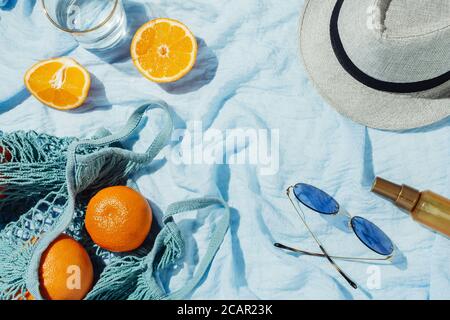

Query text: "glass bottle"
[372, 177, 450, 237]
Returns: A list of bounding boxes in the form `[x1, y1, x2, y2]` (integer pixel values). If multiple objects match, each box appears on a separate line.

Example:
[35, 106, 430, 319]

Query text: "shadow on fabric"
[159, 38, 219, 95]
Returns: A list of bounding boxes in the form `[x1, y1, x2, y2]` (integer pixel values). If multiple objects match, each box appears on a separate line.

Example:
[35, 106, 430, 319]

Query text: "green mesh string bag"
[0, 101, 230, 300]
[0, 130, 76, 224]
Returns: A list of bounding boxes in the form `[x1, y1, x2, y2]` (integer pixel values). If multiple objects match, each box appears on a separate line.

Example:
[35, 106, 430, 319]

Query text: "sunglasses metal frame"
[274, 185, 395, 289]
[295, 184, 394, 256]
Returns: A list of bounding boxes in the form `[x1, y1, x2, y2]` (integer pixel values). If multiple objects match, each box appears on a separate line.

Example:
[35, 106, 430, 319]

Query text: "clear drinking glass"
[41, 0, 127, 51]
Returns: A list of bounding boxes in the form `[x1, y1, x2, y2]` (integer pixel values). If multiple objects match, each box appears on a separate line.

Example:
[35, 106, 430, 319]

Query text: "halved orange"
[131, 18, 198, 83]
[24, 57, 90, 110]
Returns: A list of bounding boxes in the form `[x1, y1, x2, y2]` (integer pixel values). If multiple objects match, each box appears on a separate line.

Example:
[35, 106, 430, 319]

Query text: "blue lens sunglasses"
[274, 183, 394, 289]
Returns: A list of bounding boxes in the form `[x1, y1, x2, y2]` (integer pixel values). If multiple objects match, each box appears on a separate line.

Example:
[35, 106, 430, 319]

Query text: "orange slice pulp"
[131, 18, 198, 83]
[24, 57, 90, 110]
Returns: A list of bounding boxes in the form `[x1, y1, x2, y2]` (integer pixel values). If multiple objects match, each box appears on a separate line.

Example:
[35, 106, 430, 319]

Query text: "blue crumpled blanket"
[0, 0, 448, 300]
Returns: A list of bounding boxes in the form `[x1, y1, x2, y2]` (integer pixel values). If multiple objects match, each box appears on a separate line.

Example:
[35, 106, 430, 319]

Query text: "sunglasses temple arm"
[274, 243, 392, 261]
[320, 245, 358, 289]
[286, 187, 358, 289]
[274, 242, 326, 257]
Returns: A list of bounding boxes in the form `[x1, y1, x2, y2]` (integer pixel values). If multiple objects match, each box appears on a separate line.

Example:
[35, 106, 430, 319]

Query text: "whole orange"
[85, 186, 152, 252]
[39, 234, 93, 300]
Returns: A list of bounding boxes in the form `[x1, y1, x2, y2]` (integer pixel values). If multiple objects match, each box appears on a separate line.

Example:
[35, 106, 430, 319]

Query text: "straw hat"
[300, 0, 450, 130]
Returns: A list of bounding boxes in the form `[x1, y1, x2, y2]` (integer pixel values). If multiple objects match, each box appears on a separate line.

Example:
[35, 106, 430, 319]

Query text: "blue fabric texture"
[0, 0, 449, 299]
[350, 216, 394, 256]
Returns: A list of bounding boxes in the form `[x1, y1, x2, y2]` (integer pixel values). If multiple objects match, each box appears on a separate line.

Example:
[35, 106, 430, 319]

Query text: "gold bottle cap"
[371, 177, 420, 212]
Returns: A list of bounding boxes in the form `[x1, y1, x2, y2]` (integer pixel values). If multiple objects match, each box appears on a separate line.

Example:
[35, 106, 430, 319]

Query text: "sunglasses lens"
[351, 216, 394, 256]
[293, 183, 339, 214]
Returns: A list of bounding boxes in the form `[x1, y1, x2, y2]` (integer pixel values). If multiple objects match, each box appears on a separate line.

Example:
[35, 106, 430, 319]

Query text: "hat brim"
[300, 0, 450, 130]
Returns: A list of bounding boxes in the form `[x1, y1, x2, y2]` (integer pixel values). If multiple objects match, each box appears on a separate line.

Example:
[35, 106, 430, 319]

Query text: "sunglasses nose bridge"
[338, 207, 352, 218]
[333, 207, 353, 230]
[347, 217, 354, 231]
